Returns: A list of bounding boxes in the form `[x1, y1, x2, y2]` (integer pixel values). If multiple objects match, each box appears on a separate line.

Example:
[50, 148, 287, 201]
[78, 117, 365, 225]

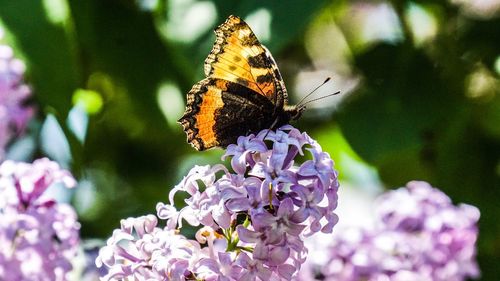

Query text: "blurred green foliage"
[0, 0, 499, 279]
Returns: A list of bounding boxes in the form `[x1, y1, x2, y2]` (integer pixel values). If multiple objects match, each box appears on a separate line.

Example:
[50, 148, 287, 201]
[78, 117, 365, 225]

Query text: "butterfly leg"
[262, 116, 280, 141]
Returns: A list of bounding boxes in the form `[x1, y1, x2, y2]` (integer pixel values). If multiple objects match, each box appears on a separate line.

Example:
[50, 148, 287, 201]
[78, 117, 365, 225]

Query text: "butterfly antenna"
[297, 77, 331, 106]
[299, 91, 341, 107]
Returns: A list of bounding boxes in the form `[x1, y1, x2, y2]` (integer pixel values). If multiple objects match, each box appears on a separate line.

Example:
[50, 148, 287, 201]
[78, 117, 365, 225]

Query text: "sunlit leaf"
[72, 88, 103, 115]
[40, 114, 72, 167]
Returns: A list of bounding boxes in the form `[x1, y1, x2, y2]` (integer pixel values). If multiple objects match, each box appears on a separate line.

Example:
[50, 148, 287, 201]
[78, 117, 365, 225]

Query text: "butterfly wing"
[204, 15, 288, 108]
[179, 15, 291, 150]
[179, 78, 276, 150]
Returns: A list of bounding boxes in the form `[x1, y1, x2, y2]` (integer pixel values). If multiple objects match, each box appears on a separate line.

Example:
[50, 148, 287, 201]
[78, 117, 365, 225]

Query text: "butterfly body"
[179, 15, 303, 150]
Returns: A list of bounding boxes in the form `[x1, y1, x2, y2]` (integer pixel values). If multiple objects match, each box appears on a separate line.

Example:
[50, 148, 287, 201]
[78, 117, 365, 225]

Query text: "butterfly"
[178, 15, 305, 151]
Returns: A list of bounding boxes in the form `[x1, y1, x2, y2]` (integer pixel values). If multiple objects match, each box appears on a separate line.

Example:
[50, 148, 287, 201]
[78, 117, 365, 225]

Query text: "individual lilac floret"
[97, 126, 340, 280]
[0, 33, 34, 159]
[296, 181, 480, 281]
[0, 158, 80, 281]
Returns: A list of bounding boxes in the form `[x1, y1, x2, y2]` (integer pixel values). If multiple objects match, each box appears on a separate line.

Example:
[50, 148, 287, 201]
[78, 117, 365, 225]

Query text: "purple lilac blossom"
[0, 158, 80, 280]
[296, 181, 480, 281]
[0, 33, 34, 159]
[96, 126, 340, 280]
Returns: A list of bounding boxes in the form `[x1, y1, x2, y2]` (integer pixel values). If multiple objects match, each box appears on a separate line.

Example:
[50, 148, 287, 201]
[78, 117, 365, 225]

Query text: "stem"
[243, 215, 250, 227]
[268, 182, 274, 210]
[236, 246, 254, 253]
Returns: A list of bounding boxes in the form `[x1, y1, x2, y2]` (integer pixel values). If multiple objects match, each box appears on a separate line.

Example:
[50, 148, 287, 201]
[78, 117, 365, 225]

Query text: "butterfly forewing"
[204, 15, 286, 105]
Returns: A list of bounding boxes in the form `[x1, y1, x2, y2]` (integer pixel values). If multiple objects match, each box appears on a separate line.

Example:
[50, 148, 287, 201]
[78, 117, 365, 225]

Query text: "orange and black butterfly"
[179, 15, 305, 151]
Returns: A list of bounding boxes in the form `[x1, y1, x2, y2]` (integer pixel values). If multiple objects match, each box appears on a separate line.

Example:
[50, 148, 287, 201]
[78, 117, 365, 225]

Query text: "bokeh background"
[0, 0, 499, 279]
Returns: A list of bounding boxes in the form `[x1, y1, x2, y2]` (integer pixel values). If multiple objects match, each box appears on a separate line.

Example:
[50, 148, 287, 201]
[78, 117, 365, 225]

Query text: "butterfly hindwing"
[204, 15, 287, 107]
[179, 79, 222, 150]
[179, 78, 276, 150]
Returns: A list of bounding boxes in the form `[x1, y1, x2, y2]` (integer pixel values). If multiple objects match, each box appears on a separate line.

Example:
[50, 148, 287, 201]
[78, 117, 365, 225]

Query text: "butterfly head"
[284, 105, 306, 121]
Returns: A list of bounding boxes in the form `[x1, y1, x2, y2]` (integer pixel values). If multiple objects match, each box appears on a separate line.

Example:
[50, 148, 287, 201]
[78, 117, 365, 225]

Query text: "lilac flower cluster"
[96, 126, 340, 280]
[0, 158, 80, 280]
[0, 32, 34, 159]
[298, 181, 480, 281]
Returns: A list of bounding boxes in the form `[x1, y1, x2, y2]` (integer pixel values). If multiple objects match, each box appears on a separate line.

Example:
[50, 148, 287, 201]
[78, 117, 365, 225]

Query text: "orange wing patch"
[204, 15, 278, 102]
[179, 79, 224, 150]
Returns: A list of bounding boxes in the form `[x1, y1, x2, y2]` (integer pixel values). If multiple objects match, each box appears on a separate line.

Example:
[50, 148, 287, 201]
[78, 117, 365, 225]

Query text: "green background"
[0, 0, 498, 279]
